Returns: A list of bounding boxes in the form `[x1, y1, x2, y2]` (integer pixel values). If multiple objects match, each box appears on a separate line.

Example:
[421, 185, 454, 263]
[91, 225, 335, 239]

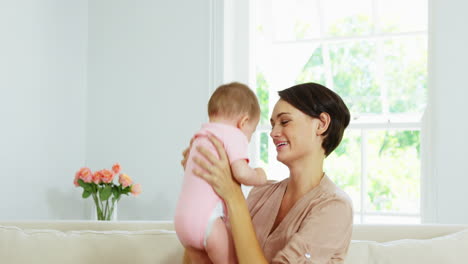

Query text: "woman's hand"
[192, 135, 242, 201]
[181, 147, 190, 170]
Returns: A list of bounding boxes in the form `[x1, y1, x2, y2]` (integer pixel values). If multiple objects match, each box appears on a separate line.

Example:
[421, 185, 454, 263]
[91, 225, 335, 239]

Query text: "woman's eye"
[281, 120, 290, 125]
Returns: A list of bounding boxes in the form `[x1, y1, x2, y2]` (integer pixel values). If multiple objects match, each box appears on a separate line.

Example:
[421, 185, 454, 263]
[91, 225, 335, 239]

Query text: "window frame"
[222, 0, 428, 224]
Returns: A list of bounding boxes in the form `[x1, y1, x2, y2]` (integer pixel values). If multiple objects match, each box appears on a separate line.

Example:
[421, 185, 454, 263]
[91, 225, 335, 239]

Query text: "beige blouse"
[247, 175, 353, 264]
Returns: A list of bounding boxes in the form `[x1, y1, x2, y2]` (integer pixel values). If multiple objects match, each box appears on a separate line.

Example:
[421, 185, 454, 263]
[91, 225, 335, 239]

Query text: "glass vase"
[91, 195, 118, 221]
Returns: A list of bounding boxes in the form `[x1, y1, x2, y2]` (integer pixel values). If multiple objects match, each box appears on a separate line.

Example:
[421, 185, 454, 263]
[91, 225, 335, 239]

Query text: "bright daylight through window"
[251, 0, 427, 224]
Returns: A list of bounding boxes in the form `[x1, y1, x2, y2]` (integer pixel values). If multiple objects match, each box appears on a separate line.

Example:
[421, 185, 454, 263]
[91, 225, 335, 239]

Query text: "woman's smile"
[274, 140, 289, 151]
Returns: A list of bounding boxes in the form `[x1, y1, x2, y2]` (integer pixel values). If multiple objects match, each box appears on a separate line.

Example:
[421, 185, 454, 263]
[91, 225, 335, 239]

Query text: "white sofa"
[1, 221, 467, 264]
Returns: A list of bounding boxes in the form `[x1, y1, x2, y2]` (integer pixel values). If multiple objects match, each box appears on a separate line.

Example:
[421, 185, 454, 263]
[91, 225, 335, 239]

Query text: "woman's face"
[269, 99, 323, 165]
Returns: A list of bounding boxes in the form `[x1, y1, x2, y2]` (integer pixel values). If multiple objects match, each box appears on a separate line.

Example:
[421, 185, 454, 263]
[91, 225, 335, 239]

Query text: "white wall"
[0, 0, 88, 219]
[0, 0, 216, 221]
[86, 0, 214, 220]
[427, 0, 468, 224]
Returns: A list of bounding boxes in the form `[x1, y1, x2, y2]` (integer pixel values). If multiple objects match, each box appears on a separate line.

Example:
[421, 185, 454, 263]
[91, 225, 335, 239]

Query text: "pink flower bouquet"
[74, 163, 142, 220]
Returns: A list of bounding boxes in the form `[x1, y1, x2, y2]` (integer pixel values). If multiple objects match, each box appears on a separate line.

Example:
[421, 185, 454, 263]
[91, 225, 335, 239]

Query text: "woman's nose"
[270, 126, 281, 138]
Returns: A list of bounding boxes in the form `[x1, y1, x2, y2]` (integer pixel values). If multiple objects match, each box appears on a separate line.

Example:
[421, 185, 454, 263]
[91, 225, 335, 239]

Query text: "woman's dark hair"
[278, 82, 350, 156]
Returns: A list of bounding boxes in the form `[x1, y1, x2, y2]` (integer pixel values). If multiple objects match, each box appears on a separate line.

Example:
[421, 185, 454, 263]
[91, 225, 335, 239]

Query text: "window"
[249, 0, 427, 224]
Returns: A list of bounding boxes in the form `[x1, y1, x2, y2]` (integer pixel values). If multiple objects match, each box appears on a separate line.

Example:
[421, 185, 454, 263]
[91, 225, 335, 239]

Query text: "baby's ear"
[237, 115, 250, 129]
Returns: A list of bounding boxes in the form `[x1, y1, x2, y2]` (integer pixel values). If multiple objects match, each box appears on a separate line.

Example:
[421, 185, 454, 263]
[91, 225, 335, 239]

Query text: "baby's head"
[208, 82, 260, 141]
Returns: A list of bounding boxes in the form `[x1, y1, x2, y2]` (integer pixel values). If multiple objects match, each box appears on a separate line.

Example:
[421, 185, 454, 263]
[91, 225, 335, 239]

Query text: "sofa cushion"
[345, 240, 371, 264]
[0, 225, 184, 264]
[345, 228, 468, 264]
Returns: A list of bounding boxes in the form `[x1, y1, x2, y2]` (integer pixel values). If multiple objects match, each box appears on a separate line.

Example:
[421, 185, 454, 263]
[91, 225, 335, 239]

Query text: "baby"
[174, 82, 267, 264]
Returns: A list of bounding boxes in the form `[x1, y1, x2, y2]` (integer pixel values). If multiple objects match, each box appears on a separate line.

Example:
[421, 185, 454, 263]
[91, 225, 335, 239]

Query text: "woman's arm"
[184, 246, 213, 264]
[192, 135, 268, 264]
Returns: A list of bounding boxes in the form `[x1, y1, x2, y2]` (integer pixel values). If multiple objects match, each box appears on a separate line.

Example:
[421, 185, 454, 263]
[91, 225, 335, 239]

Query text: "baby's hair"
[208, 82, 260, 119]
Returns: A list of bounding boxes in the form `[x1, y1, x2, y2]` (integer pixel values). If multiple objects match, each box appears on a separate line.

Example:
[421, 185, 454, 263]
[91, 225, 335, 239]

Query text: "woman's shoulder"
[309, 175, 354, 219]
[320, 175, 353, 203]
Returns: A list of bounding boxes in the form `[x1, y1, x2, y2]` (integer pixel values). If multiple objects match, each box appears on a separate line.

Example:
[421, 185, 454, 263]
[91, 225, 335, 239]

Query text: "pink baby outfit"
[174, 122, 249, 250]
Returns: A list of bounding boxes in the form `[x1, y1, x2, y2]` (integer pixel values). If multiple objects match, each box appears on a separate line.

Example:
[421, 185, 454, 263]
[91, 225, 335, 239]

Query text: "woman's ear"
[237, 115, 250, 129]
[316, 112, 331, 136]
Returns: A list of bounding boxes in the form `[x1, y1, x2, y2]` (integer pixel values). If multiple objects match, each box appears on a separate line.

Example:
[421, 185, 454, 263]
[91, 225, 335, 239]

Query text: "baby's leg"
[205, 218, 237, 264]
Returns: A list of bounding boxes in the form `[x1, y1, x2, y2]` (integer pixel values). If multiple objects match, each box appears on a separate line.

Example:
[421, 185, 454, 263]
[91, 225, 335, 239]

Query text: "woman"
[182, 82, 353, 263]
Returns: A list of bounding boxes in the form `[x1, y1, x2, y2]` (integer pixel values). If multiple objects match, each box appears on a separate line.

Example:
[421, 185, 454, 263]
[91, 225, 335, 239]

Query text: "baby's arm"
[231, 160, 267, 186]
